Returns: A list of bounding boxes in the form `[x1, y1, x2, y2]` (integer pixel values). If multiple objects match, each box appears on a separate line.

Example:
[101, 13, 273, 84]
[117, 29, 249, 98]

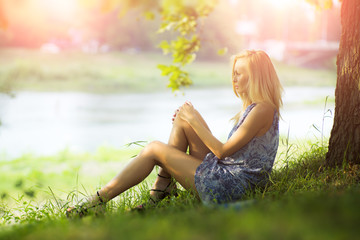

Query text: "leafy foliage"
[305, 0, 334, 9]
[154, 0, 218, 91]
[97, 0, 218, 91]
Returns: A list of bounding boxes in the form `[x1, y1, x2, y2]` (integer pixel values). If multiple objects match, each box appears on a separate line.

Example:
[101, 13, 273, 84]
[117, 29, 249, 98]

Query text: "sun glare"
[39, 0, 79, 20]
[266, 0, 299, 9]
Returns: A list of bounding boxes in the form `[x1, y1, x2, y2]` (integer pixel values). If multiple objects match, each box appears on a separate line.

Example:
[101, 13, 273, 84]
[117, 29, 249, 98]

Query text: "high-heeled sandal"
[66, 191, 106, 218]
[134, 174, 178, 210]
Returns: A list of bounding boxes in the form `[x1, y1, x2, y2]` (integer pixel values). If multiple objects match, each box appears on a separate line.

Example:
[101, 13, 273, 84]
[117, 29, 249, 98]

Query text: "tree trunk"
[326, 0, 360, 166]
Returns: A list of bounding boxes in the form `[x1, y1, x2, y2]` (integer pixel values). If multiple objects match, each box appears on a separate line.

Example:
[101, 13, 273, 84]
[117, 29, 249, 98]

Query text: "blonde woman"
[66, 50, 283, 216]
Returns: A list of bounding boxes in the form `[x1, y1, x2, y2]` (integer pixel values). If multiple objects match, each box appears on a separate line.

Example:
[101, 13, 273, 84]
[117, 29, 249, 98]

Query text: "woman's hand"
[177, 101, 196, 124]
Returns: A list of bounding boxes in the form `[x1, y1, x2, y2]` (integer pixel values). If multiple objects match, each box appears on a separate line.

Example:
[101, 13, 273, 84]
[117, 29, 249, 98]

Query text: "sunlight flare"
[266, 0, 299, 9]
[38, 0, 79, 20]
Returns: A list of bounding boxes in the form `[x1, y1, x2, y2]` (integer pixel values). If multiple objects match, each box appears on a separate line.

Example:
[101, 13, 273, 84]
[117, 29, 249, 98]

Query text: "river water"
[0, 87, 335, 160]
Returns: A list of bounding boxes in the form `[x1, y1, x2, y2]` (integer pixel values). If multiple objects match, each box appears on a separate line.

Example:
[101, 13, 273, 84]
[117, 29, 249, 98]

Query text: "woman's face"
[233, 59, 249, 94]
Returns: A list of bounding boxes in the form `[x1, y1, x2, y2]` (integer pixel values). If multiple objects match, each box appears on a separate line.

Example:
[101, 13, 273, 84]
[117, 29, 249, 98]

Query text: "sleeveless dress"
[194, 103, 279, 204]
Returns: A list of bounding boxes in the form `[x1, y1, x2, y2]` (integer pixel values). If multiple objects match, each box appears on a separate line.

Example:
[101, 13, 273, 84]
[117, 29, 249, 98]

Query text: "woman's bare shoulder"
[252, 102, 275, 116]
[246, 102, 275, 136]
[242, 102, 274, 126]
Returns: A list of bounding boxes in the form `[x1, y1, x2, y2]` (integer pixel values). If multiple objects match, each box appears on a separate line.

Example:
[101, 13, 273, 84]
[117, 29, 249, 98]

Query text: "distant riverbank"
[0, 49, 336, 94]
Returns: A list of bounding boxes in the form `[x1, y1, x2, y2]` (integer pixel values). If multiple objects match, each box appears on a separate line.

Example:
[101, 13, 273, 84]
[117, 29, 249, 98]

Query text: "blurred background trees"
[0, 0, 340, 56]
[0, 0, 341, 91]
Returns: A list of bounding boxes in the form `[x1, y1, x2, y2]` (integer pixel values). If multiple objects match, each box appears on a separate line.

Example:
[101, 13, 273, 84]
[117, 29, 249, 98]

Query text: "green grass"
[0, 48, 336, 94]
[0, 139, 359, 240]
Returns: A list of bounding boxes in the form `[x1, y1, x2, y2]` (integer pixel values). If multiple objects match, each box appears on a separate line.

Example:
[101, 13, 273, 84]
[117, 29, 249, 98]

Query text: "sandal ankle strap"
[157, 174, 171, 179]
[97, 191, 104, 203]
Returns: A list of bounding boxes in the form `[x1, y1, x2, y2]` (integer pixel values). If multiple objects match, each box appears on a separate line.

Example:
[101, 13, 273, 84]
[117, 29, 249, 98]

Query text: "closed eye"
[234, 72, 241, 77]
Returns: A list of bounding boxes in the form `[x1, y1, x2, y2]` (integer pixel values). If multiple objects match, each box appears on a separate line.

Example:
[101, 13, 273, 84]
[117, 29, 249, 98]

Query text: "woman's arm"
[178, 101, 274, 159]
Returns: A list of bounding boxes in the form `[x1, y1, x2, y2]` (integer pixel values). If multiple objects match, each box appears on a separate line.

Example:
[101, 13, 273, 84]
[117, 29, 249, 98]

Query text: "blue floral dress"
[194, 103, 279, 204]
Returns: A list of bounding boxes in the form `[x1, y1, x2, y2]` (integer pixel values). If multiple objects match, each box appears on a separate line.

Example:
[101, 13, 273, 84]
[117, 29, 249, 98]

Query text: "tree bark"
[326, 0, 360, 166]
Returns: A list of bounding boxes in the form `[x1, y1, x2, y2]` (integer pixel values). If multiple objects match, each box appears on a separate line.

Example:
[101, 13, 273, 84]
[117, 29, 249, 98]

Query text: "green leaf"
[305, 0, 333, 10]
[157, 64, 172, 76]
[217, 47, 228, 56]
[143, 11, 155, 20]
[158, 40, 170, 55]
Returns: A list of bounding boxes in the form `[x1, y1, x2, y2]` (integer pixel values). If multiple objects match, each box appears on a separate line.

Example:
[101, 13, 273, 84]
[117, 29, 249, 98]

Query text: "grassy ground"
[0, 48, 336, 95]
[0, 139, 359, 240]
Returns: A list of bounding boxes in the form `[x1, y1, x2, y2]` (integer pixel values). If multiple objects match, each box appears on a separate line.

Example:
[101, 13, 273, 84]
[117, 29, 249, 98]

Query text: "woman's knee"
[142, 140, 164, 158]
[173, 116, 192, 131]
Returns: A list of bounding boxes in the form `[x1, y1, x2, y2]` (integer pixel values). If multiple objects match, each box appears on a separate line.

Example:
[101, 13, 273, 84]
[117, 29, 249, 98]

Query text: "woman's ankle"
[87, 190, 107, 206]
[158, 169, 171, 179]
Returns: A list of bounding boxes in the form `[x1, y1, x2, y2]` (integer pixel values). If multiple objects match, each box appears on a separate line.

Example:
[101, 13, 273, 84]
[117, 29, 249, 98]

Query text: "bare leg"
[82, 110, 211, 207]
[151, 109, 211, 197]
[95, 141, 203, 203]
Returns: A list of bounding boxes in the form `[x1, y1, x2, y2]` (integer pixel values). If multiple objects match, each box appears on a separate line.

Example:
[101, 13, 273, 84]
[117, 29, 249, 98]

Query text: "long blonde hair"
[231, 50, 283, 123]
